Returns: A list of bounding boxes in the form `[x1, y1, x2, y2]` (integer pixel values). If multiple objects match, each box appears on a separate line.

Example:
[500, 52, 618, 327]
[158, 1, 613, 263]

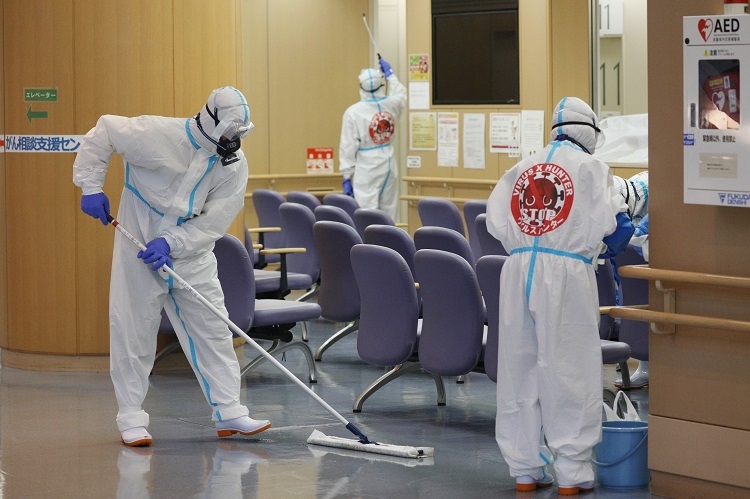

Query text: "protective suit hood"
[550, 97, 602, 154]
[628, 171, 649, 223]
[192, 86, 253, 155]
[358, 68, 386, 99]
[613, 175, 638, 219]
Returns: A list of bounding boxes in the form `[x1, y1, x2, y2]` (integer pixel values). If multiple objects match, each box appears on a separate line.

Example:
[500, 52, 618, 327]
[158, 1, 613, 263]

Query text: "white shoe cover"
[120, 426, 153, 447]
[516, 469, 554, 491]
[615, 369, 649, 388]
[216, 416, 271, 437]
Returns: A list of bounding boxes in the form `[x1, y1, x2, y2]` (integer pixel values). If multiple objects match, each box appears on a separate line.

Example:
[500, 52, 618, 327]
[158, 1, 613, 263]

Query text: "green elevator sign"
[24, 88, 58, 102]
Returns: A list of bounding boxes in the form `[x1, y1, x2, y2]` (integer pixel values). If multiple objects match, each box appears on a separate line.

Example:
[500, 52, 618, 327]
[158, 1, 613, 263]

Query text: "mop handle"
[105, 215, 356, 432]
[362, 13, 381, 61]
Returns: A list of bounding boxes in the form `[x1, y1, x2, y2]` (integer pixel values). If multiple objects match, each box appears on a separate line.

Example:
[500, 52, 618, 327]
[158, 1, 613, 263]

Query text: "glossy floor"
[0, 319, 655, 498]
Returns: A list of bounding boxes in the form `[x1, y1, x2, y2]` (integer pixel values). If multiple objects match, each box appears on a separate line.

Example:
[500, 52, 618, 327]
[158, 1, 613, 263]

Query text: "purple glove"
[81, 192, 110, 225]
[379, 58, 394, 78]
[137, 237, 172, 271]
[343, 178, 354, 197]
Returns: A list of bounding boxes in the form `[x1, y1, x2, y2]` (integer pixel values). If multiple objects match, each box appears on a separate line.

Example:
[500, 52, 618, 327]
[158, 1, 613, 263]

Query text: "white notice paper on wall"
[463, 113, 485, 169]
[489, 113, 520, 156]
[409, 82, 430, 110]
[521, 110, 545, 159]
[437, 112, 459, 167]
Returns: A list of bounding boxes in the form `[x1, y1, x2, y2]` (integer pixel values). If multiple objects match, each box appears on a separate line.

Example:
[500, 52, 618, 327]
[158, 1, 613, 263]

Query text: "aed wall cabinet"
[683, 15, 750, 207]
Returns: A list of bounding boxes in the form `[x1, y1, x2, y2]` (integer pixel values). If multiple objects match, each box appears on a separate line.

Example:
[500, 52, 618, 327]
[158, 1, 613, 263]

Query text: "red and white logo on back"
[510, 163, 574, 236]
[369, 111, 395, 145]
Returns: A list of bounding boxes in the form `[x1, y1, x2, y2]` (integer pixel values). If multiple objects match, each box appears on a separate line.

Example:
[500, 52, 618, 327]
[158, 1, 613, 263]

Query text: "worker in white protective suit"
[486, 97, 634, 495]
[613, 171, 648, 226]
[73, 86, 271, 447]
[613, 170, 650, 389]
[339, 57, 407, 221]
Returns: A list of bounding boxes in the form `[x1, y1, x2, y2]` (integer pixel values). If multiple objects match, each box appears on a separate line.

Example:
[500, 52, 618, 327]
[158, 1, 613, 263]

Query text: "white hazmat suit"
[339, 66, 407, 220]
[73, 87, 260, 441]
[487, 97, 632, 491]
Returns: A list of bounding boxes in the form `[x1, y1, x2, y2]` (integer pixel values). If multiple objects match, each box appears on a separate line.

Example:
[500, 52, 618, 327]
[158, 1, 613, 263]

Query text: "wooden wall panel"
[73, 0, 175, 354]
[550, 0, 591, 107]
[0, 0, 6, 350]
[173, 0, 238, 118]
[266, 0, 368, 175]
[242, 0, 270, 176]
[174, 0, 244, 237]
[648, 1, 750, 495]
[4, 0, 78, 354]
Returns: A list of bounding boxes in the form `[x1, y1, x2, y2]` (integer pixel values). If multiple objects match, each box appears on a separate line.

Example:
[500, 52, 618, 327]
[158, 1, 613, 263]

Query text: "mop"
[362, 13, 381, 63]
[106, 215, 433, 459]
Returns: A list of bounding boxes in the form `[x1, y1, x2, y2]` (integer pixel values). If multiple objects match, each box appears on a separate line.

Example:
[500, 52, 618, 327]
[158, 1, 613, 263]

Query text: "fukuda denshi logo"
[510, 163, 574, 236]
[369, 111, 396, 145]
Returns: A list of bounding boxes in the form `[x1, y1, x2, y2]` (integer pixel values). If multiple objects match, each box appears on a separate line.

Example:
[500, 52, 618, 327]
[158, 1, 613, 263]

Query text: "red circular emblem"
[510, 163, 574, 235]
[369, 111, 396, 145]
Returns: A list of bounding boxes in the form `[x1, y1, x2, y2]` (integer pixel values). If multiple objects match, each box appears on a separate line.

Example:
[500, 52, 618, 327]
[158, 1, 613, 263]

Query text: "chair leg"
[314, 320, 359, 361]
[241, 339, 317, 383]
[353, 362, 423, 412]
[296, 283, 319, 303]
[617, 361, 631, 390]
[432, 374, 447, 406]
[300, 321, 309, 342]
[151, 340, 182, 373]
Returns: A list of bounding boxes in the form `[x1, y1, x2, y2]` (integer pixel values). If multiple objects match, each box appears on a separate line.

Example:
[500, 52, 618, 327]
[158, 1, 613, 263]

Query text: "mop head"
[308, 445, 434, 467]
[307, 430, 434, 459]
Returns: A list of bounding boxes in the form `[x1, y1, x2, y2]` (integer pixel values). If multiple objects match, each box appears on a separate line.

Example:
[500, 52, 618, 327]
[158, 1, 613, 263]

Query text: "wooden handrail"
[403, 175, 497, 187]
[401, 194, 480, 204]
[610, 265, 750, 334]
[610, 306, 750, 334]
[249, 173, 342, 180]
[618, 265, 750, 289]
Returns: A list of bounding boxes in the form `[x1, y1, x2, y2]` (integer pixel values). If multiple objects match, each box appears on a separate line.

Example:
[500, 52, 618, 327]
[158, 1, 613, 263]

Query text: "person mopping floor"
[73, 86, 268, 447]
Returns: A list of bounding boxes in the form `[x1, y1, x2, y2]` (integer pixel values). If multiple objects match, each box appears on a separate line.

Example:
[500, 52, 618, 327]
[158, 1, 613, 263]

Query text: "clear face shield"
[211, 109, 254, 142]
[197, 104, 254, 165]
[595, 126, 606, 150]
[551, 120, 606, 154]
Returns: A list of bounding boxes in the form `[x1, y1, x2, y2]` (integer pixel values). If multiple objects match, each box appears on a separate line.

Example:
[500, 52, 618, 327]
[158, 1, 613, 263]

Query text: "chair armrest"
[259, 247, 306, 255]
[258, 248, 307, 294]
[246, 226, 282, 233]
[247, 227, 282, 268]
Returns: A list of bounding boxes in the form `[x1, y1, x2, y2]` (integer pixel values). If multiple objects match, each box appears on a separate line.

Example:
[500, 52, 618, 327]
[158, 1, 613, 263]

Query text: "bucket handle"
[592, 431, 648, 468]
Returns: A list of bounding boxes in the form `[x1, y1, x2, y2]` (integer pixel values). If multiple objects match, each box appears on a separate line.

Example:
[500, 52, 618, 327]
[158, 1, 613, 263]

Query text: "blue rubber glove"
[602, 212, 635, 257]
[81, 192, 110, 225]
[137, 237, 172, 271]
[379, 58, 394, 78]
[343, 178, 354, 197]
[634, 214, 649, 237]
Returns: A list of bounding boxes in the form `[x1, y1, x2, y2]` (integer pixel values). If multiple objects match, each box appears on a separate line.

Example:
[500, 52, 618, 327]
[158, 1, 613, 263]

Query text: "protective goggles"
[551, 120, 606, 149]
[205, 104, 254, 141]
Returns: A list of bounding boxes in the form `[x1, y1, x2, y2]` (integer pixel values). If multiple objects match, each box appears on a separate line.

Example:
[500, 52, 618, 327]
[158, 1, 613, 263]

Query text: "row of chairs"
[314, 220, 638, 411]
[253, 190, 508, 265]
[157, 192, 645, 416]
[248, 192, 645, 400]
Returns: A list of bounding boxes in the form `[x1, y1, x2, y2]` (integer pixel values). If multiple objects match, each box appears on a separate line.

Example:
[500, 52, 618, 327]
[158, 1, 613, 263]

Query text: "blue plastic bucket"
[593, 420, 649, 489]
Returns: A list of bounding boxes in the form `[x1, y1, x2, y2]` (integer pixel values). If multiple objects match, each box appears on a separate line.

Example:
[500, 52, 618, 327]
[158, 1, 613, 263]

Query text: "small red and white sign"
[306, 147, 334, 174]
